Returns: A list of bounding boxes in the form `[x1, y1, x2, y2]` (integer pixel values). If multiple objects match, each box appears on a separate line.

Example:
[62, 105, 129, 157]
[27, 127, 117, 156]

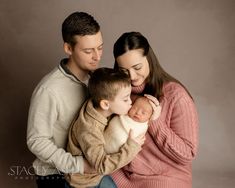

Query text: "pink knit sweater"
[111, 82, 199, 188]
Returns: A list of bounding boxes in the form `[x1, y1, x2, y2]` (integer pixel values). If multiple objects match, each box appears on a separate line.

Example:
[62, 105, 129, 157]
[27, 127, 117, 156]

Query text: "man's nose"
[92, 49, 101, 61]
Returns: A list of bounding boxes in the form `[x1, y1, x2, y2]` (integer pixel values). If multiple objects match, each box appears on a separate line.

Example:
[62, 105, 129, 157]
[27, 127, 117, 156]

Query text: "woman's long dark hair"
[113, 32, 193, 100]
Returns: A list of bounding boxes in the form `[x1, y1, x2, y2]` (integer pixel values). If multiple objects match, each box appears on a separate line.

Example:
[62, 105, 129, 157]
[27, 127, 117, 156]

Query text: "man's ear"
[100, 100, 110, 110]
[63, 42, 72, 55]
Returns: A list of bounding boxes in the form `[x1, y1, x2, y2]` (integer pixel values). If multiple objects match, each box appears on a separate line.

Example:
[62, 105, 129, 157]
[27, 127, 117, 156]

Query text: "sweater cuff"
[126, 138, 142, 152]
[148, 118, 159, 135]
[75, 156, 84, 174]
[148, 118, 168, 142]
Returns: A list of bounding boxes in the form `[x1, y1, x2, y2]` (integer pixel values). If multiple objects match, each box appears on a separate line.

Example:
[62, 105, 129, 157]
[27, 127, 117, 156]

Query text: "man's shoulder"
[34, 67, 63, 90]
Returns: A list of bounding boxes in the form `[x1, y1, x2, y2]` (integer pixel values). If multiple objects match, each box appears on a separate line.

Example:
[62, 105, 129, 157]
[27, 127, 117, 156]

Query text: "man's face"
[108, 86, 132, 115]
[69, 31, 103, 73]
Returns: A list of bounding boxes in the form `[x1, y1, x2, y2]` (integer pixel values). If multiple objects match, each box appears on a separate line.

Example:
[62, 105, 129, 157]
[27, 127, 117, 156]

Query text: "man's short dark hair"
[88, 68, 131, 108]
[62, 12, 100, 48]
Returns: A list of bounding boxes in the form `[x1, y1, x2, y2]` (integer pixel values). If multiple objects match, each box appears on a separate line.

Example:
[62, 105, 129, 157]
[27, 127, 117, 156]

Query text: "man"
[27, 12, 103, 188]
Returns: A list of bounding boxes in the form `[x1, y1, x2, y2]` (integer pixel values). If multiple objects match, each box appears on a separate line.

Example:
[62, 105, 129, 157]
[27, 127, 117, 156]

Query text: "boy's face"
[108, 86, 132, 115]
[68, 31, 103, 73]
[128, 98, 152, 123]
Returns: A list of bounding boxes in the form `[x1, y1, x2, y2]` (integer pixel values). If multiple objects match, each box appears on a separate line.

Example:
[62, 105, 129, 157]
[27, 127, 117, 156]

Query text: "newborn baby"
[104, 96, 153, 153]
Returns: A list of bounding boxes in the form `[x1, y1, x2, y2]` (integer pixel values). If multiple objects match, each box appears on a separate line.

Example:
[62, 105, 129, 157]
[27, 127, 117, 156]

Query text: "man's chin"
[88, 65, 99, 71]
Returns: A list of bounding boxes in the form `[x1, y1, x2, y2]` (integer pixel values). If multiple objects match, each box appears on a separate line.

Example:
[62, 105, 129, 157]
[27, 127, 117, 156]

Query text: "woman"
[111, 32, 199, 188]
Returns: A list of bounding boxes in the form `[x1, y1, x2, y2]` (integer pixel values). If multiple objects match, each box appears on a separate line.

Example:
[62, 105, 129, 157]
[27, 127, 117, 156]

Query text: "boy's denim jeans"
[90, 175, 117, 188]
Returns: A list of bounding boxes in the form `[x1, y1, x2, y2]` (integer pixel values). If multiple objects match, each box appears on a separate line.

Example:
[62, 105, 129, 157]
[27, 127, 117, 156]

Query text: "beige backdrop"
[0, 0, 234, 187]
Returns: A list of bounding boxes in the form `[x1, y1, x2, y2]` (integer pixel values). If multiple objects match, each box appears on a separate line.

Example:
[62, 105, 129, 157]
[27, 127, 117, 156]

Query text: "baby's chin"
[129, 116, 145, 123]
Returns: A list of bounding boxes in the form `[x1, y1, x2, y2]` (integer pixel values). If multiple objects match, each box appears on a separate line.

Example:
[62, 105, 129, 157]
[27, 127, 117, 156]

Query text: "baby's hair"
[134, 96, 152, 110]
[134, 96, 149, 103]
[88, 67, 131, 108]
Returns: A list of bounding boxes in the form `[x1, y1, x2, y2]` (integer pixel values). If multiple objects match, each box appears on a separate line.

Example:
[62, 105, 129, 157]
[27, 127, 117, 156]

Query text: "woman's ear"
[63, 42, 72, 56]
[100, 100, 110, 110]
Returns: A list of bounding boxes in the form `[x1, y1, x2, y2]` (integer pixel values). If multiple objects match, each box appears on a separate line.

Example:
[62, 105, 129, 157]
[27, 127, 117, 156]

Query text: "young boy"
[66, 68, 144, 188]
[104, 96, 153, 153]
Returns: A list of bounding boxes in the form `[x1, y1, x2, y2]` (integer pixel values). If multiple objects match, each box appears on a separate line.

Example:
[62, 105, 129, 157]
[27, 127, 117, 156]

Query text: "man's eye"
[84, 50, 92, 54]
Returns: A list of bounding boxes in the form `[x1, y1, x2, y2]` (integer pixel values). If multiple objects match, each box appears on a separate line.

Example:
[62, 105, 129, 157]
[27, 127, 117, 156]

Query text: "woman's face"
[116, 49, 150, 87]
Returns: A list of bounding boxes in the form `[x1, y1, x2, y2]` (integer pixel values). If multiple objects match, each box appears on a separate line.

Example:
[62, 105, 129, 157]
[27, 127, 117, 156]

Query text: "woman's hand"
[144, 94, 161, 121]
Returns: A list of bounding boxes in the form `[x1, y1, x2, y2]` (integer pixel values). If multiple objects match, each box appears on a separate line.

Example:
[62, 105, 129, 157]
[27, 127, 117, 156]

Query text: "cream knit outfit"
[104, 115, 148, 153]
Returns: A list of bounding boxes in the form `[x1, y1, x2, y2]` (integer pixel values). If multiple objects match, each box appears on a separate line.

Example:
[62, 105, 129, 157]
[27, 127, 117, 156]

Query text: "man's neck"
[66, 59, 89, 82]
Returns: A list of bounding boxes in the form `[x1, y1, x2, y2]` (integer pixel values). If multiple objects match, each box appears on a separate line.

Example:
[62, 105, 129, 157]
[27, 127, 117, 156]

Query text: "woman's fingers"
[144, 94, 161, 121]
[144, 94, 160, 106]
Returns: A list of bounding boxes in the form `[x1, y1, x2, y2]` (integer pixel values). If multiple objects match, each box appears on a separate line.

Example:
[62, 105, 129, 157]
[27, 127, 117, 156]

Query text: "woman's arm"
[148, 94, 199, 165]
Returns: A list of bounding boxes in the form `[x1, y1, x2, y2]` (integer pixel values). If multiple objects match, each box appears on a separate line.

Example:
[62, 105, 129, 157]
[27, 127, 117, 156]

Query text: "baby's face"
[128, 97, 153, 123]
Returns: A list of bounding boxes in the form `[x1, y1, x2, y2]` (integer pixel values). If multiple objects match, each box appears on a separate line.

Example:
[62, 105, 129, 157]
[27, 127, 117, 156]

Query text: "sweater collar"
[59, 58, 89, 86]
[131, 83, 146, 94]
[86, 100, 108, 127]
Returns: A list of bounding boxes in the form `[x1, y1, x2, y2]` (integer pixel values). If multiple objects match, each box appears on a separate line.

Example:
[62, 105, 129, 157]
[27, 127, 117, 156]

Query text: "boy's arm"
[78, 124, 141, 175]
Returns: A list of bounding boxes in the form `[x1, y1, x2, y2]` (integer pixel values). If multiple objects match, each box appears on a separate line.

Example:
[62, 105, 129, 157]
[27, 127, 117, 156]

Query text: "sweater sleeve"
[148, 94, 199, 165]
[78, 124, 141, 175]
[27, 87, 84, 174]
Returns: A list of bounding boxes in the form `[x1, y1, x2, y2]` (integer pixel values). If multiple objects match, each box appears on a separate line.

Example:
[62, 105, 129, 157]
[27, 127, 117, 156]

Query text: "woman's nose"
[129, 69, 137, 80]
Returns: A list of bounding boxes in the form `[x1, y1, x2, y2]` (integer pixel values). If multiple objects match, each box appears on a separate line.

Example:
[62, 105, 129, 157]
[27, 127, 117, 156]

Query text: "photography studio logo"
[8, 165, 35, 180]
[8, 165, 64, 180]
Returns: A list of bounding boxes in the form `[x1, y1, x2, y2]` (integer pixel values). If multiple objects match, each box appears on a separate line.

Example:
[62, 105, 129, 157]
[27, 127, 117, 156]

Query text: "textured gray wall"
[0, 0, 234, 187]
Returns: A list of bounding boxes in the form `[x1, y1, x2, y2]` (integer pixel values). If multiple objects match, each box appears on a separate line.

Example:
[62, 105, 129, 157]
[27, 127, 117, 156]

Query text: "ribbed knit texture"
[112, 82, 199, 188]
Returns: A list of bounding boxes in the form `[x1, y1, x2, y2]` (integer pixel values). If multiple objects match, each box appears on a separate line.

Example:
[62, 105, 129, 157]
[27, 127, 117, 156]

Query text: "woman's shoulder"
[162, 82, 189, 100]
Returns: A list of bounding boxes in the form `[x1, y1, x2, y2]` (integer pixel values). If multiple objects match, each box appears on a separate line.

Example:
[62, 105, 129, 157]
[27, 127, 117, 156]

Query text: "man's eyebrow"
[98, 43, 104, 47]
[83, 43, 104, 50]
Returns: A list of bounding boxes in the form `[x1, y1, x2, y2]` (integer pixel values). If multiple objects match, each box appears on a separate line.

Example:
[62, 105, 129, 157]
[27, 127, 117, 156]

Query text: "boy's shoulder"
[79, 99, 108, 126]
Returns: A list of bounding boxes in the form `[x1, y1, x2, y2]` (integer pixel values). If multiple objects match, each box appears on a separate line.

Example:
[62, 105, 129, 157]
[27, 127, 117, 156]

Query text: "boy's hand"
[83, 159, 96, 174]
[128, 129, 145, 146]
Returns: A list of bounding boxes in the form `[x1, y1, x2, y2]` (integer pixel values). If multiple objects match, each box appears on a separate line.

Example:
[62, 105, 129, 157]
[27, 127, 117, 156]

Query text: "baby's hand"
[128, 129, 145, 146]
[144, 94, 161, 121]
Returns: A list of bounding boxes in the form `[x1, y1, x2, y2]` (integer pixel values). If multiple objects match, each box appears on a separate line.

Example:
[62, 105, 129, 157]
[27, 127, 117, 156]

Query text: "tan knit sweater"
[66, 100, 141, 188]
